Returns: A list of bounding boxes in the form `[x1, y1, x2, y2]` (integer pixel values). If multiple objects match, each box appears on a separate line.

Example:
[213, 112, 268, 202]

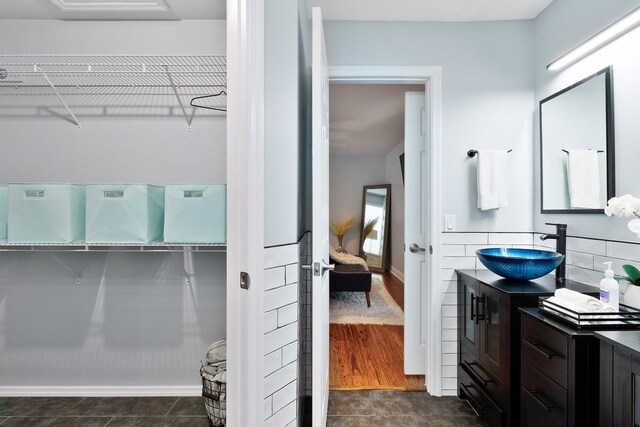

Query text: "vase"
[624, 285, 640, 310]
[336, 235, 345, 253]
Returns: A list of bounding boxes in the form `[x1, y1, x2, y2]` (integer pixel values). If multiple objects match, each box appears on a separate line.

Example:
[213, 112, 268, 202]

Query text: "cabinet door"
[479, 284, 509, 382]
[459, 276, 480, 358]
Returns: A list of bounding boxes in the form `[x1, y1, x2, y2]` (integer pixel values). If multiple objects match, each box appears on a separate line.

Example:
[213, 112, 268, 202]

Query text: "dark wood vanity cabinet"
[596, 330, 640, 427]
[520, 309, 599, 427]
[456, 270, 598, 427]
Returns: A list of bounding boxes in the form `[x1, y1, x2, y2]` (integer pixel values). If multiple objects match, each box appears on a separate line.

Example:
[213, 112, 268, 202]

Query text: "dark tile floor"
[0, 397, 209, 426]
[327, 391, 488, 427]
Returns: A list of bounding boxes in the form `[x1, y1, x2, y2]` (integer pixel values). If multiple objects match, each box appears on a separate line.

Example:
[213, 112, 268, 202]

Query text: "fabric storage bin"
[8, 184, 86, 244]
[86, 184, 164, 244]
[0, 186, 7, 241]
[163, 184, 226, 244]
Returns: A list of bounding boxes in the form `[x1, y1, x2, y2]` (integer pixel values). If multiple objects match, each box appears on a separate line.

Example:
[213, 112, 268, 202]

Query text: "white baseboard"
[0, 386, 202, 397]
[390, 265, 404, 283]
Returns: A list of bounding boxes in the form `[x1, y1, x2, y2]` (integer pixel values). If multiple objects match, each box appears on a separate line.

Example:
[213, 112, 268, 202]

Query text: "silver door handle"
[302, 261, 335, 276]
[409, 243, 426, 253]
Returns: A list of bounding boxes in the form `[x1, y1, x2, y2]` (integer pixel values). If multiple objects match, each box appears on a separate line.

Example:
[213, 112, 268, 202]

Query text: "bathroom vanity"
[596, 330, 640, 426]
[456, 269, 597, 427]
[519, 308, 599, 427]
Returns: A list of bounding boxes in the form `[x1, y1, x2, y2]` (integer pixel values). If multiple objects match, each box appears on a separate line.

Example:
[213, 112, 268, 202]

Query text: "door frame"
[329, 66, 443, 395]
[227, 0, 265, 425]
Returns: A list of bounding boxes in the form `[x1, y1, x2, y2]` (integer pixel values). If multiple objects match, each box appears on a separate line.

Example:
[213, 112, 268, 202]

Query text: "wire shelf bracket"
[165, 65, 193, 131]
[39, 67, 81, 130]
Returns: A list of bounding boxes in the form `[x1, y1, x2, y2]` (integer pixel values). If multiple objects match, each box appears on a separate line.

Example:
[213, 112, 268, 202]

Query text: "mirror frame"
[359, 184, 391, 273]
[539, 66, 615, 214]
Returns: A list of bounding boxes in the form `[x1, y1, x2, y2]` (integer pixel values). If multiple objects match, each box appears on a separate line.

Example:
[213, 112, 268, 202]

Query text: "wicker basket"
[201, 366, 226, 426]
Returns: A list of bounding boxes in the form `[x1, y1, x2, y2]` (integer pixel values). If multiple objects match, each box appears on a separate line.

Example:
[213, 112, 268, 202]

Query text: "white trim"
[389, 265, 405, 283]
[227, 0, 265, 425]
[328, 66, 443, 396]
[0, 387, 201, 397]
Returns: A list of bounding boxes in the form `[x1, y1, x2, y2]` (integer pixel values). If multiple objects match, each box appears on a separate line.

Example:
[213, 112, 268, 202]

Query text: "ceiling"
[330, 84, 423, 156]
[0, 0, 225, 20]
[308, 0, 554, 22]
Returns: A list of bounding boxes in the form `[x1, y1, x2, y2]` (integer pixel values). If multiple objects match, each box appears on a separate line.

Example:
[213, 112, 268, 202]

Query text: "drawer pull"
[470, 294, 475, 321]
[460, 383, 487, 410]
[475, 296, 486, 324]
[531, 342, 557, 359]
[524, 387, 556, 412]
[463, 361, 491, 386]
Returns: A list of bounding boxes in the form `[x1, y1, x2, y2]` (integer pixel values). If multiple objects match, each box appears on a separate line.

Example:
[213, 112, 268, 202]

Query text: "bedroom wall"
[0, 19, 227, 392]
[329, 154, 387, 255]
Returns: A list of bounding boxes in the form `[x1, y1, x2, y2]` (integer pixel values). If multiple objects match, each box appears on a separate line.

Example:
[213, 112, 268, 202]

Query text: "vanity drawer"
[521, 361, 567, 427]
[522, 313, 568, 388]
[459, 349, 506, 407]
[459, 365, 503, 427]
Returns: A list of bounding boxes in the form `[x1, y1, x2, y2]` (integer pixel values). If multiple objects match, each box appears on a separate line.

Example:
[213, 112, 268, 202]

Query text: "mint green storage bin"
[8, 184, 86, 244]
[163, 184, 226, 244]
[0, 186, 7, 241]
[86, 184, 164, 244]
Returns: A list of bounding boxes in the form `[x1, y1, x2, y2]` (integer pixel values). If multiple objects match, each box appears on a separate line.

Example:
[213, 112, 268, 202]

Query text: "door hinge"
[429, 245, 433, 255]
[240, 271, 250, 290]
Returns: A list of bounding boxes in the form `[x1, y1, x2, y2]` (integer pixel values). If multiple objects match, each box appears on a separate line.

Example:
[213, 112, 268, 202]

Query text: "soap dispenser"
[600, 262, 620, 310]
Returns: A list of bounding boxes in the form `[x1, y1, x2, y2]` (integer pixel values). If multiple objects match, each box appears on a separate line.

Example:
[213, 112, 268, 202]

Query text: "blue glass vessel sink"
[475, 248, 564, 281]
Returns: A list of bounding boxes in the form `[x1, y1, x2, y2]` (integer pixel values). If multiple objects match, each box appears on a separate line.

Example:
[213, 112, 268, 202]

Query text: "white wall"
[324, 20, 536, 233]
[0, 19, 227, 391]
[329, 154, 387, 255]
[386, 141, 405, 276]
[533, 0, 640, 241]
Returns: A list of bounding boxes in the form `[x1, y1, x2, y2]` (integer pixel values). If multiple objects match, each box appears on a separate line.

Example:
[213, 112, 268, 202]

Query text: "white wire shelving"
[0, 54, 227, 130]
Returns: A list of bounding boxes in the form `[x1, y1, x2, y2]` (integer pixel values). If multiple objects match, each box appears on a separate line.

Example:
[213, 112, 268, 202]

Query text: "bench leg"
[365, 291, 371, 308]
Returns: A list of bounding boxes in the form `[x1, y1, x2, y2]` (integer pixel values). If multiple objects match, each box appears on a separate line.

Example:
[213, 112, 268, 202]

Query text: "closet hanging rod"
[561, 149, 604, 154]
[467, 149, 512, 158]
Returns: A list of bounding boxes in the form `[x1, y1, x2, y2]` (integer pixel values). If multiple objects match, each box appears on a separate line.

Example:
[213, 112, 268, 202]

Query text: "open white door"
[404, 91, 427, 375]
[311, 7, 332, 427]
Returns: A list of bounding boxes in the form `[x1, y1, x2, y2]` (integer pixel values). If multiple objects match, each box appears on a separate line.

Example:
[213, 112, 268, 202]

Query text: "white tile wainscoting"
[439, 231, 640, 396]
[264, 243, 300, 427]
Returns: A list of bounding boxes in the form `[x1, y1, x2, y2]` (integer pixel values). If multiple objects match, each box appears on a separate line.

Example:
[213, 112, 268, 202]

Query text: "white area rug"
[330, 278, 404, 325]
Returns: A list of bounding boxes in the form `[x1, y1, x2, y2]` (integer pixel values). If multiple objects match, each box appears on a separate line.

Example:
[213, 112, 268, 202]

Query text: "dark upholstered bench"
[329, 256, 372, 307]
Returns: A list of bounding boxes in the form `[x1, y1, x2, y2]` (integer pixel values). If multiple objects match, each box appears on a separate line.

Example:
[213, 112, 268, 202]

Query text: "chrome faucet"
[540, 223, 567, 285]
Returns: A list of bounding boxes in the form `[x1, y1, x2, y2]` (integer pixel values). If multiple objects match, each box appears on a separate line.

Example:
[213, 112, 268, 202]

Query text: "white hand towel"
[568, 149, 600, 209]
[477, 150, 508, 211]
[554, 288, 603, 312]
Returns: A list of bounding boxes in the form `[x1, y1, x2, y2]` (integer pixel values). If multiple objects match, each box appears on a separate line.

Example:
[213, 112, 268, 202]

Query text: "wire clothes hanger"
[190, 90, 227, 112]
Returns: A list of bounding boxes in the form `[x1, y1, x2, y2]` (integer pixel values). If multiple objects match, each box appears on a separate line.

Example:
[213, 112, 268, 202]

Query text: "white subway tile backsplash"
[441, 280, 457, 294]
[264, 361, 297, 397]
[264, 396, 273, 419]
[278, 302, 298, 327]
[567, 237, 606, 256]
[566, 251, 594, 270]
[442, 245, 466, 256]
[282, 342, 297, 366]
[442, 306, 457, 318]
[442, 256, 476, 269]
[594, 256, 631, 276]
[265, 284, 297, 312]
[566, 265, 603, 288]
[265, 267, 286, 291]
[265, 350, 282, 376]
[442, 353, 457, 366]
[607, 241, 640, 262]
[441, 329, 457, 342]
[442, 378, 457, 390]
[264, 322, 298, 355]
[264, 400, 296, 427]
[441, 293, 456, 305]
[465, 245, 498, 256]
[265, 310, 278, 333]
[441, 269, 458, 282]
[442, 341, 457, 354]
[442, 365, 457, 378]
[273, 380, 297, 413]
[442, 232, 488, 245]
[264, 244, 299, 269]
[442, 317, 457, 330]
[285, 263, 298, 285]
[488, 233, 532, 245]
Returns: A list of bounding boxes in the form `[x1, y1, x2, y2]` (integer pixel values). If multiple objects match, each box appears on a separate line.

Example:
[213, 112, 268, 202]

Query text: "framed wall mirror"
[540, 66, 615, 213]
[359, 184, 391, 273]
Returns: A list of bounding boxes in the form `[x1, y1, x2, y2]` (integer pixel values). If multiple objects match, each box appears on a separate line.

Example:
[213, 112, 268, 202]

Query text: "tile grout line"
[164, 396, 181, 417]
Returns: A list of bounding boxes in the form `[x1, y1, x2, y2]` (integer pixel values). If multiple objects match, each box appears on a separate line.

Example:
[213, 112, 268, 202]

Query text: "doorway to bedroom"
[327, 83, 426, 391]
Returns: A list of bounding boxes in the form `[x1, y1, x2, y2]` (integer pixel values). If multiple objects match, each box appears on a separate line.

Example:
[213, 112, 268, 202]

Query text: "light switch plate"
[445, 215, 456, 231]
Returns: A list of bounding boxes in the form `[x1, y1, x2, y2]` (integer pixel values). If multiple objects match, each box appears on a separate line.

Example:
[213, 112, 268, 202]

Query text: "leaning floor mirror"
[360, 184, 391, 273]
[540, 66, 615, 213]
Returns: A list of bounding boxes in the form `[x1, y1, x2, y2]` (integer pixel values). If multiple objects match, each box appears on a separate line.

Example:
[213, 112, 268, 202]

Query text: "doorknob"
[409, 243, 426, 253]
[303, 261, 335, 276]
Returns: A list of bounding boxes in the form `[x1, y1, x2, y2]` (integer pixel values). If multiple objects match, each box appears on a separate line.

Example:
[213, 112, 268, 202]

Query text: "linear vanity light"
[547, 5, 640, 71]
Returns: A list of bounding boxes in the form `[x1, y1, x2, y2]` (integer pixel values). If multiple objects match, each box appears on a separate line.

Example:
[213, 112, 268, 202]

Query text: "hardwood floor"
[330, 271, 426, 391]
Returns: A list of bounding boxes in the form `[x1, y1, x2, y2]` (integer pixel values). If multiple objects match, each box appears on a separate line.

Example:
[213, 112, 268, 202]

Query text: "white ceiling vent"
[48, 0, 170, 12]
